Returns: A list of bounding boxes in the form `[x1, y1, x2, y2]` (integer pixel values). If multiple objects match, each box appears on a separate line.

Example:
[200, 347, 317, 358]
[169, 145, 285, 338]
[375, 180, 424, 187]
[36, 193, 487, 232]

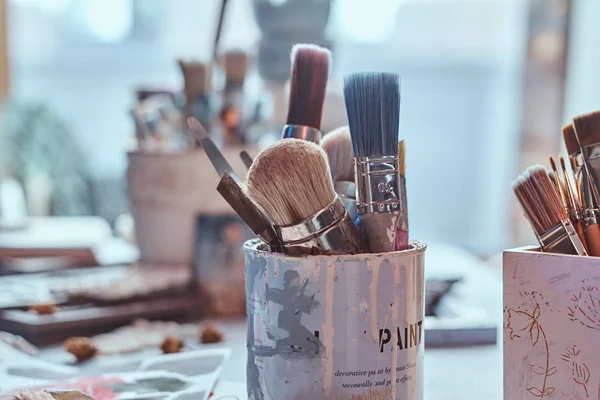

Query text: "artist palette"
[0, 345, 231, 400]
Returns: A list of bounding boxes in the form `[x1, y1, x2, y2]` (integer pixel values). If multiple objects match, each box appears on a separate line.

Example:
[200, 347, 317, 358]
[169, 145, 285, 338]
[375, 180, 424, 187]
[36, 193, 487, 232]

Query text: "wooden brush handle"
[585, 223, 600, 256]
[575, 221, 589, 253]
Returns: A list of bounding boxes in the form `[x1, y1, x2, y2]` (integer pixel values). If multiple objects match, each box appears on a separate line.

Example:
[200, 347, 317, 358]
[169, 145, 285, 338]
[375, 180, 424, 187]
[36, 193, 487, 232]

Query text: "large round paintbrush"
[344, 72, 401, 253]
[281, 44, 331, 144]
[246, 138, 367, 255]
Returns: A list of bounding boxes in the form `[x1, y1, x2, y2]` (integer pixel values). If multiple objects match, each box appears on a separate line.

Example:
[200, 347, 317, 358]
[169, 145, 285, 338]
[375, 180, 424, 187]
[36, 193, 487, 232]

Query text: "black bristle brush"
[344, 72, 401, 253]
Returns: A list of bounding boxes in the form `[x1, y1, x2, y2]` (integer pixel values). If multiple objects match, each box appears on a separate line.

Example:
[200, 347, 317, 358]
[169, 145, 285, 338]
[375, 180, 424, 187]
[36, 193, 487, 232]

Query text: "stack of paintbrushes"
[129, 1, 264, 152]
[512, 110, 600, 257]
[189, 43, 410, 255]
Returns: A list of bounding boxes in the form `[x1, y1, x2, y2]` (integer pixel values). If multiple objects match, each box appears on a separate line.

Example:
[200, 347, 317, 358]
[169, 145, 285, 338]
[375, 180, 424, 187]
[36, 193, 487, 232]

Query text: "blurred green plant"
[0, 102, 93, 215]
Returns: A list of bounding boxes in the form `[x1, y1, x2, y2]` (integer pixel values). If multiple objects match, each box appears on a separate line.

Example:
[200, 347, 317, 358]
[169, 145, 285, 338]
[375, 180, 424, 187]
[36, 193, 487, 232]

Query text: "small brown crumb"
[64, 337, 97, 361]
[29, 303, 59, 315]
[200, 323, 223, 344]
[160, 336, 183, 354]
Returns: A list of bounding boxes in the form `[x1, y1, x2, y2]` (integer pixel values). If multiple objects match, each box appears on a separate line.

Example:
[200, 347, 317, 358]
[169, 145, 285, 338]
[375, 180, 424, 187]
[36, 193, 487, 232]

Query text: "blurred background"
[1, 0, 598, 396]
[3, 0, 597, 257]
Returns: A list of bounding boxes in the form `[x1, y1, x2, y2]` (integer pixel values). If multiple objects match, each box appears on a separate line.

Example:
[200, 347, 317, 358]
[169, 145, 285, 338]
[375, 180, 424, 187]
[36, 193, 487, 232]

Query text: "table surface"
[217, 321, 503, 400]
[37, 242, 506, 399]
[37, 319, 503, 400]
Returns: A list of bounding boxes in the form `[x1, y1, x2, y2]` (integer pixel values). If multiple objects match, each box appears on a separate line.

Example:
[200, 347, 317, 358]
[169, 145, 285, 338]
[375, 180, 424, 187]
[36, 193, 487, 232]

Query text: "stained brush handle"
[574, 220, 589, 253]
[217, 172, 280, 250]
[585, 223, 600, 257]
[395, 174, 409, 251]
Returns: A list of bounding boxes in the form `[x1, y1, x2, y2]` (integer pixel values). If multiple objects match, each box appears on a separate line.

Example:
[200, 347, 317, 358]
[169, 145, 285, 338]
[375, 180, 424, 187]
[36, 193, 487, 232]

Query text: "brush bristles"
[562, 124, 579, 156]
[286, 44, 331, 129]
[246, 138, 336, 226]
[222, 50, 249, 85]
[178, 59, 211, 95]
[320, 126, 355, 182]
[512, 165, 568, 235]
[344, 72, 400, 157]
[398, 140, 405, 176]
[547, 168, 558, 189]
[573, 111, 600, 147]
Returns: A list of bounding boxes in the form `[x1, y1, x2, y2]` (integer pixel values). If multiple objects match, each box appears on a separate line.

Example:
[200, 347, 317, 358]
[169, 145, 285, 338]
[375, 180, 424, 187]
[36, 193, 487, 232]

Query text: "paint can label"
[245, 239, 425, 400]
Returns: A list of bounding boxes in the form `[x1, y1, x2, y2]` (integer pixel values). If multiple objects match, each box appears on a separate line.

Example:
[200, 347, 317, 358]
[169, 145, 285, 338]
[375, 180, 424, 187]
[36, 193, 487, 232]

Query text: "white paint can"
[244, 238, 426, 400]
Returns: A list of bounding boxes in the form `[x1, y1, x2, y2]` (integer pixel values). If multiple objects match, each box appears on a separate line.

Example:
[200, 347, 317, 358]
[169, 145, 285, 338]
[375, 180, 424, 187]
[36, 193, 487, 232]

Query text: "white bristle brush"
[320, 126, 359, 225]
[246, 138, 367, 255]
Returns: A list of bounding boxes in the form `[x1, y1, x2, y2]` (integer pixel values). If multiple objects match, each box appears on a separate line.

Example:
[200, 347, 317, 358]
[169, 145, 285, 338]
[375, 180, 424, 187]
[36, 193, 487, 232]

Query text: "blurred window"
[7, 0, 534, 255]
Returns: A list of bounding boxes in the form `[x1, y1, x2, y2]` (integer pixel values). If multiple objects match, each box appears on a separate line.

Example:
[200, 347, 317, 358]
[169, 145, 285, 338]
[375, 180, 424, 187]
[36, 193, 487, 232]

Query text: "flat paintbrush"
[512, 165, 587, 255]
[344, 72, 401, 253]
[572, 112, 600, 256]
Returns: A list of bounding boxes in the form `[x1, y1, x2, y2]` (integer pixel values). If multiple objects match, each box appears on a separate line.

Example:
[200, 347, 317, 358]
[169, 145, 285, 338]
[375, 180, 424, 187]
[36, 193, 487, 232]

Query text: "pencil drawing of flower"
[506, 304, 555, 398]
[507, 304, 541, 345]
[561, 346, 590, 398]
[567, 286, 600, 331]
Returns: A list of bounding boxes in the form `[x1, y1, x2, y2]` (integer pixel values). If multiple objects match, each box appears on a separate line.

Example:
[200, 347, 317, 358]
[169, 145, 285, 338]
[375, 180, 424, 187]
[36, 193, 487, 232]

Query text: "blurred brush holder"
[504, 247, 600, 398]
[127, 147, 258, 316]
[244, 238, 426, 399]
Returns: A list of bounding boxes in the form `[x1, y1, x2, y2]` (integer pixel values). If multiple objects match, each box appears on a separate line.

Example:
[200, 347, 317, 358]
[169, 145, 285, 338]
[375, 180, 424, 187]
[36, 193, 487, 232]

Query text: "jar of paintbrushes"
[127, 52, 266, 317]
[190, 43, 423, 400]
[505, 110, 600, 398]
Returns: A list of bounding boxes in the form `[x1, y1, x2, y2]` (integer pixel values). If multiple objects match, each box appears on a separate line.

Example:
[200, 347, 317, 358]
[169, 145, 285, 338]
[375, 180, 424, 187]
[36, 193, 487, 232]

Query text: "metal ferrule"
[281, 125, 322, 144]
[538, 219, 588, 256]
[354, 156, 401, 214]
[275, 195, 367, 255]
[334, 181, 358, 224]
[585, 208, 600, 226]
[568, 152, 587, 210]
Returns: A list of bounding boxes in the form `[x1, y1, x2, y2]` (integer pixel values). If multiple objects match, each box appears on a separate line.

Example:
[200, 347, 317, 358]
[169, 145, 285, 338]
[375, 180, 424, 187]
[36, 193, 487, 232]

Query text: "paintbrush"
[395, 140, 409, 250]
[572, 112, 600, 256]
[219, 50, 251, 146]
[320, 126, 358, 225]
[344, 72, 401, 253]
[281, 44, 331, 144]
[178, 59, 212, 146]
[246, 138, 368, 255]
[559, 156, 588, 251]
[187, 117, 280, 249]
[240, 150, 253, 170]
[130, 108, 153, 150]
[213, 0, 229, 61]
[217, 172, 281, 251]
[563, 123, 587, 209]
[221, 50, 249, 90]
[549, 157, 569, 214]
[512, 165, 587, 255]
